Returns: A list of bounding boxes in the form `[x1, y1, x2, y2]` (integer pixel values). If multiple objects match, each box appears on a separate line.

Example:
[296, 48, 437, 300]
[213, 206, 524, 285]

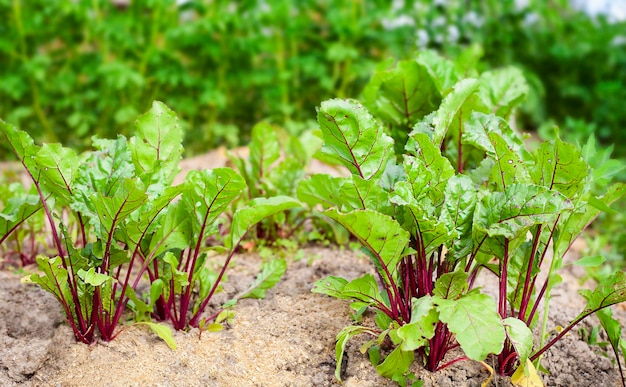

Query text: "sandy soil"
[1, 246, 624, 387]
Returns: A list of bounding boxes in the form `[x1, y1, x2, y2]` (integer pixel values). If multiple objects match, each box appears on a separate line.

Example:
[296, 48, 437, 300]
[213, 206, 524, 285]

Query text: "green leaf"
[129, 101, 184, 187]
[296, 174, 347, 210]
[341, 274, 386, 307]
[340, 176, 393, 215]
[0, 194, 41, 244]
[572, 255, 606, 267]
[553, 183, 626, 259]
[434, 271, 469, 300]
[439, 175, 477, 261]
[416, 50, 459, 94]
[74, 136, 135, 197]
[136, 322, 177, 350]
[35, 143, 79, 205]
[0, 120, 38, 169]
[249, 122, 280, 180]
[317, 99, 394, 180]
[183, 168, 245, 242]
[335, 326, 373, 381]
[396, 296, 438, 351]
[478, 67, 529, 118]
[435, 293, 505, 361]
[77, 268, 111, 287]
[531, 137, 588, 198]
[404, 132, 455, 204]
[503, 317, 533, 364]
[362, 59, 441, 128]
[240, 259, 286, 299]
[375, 346, 414, 380]
[323, 208, 409, 275]
[595, 308, 625, 382]
[91, 178, 148, 240]
[230, 196, 301, 245]
[474, 184, 570, 241]
[577, 271, 626, 318]
[462, 112, 527, 156]
[312, 276, 349, 299]
[430, 78, 481, 147]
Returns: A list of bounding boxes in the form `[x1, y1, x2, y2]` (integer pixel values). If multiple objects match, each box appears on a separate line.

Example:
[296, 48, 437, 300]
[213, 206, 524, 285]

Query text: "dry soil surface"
[1, 246, 624, 387]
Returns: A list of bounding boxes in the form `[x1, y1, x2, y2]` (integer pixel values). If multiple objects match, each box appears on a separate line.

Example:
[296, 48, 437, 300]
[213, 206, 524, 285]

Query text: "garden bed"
[1, 246, 623, 386]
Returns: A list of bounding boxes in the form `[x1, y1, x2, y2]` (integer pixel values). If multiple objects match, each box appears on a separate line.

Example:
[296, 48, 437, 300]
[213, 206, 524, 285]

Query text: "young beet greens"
[0, 101, 298, 344]
[304, 51, 626, 385]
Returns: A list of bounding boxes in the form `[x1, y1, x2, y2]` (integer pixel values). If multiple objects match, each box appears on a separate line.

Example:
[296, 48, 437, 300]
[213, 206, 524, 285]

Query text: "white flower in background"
[523, 12, 539, 26]
[416, 29, 429, 48]
[432, 15, 447, 28]
[514, 0, 529, 11]
[463, 11, 484, 28]
[447, 25, 460, 43]
[433, 0, 447, 6]
[382, 15, 415, 30]
[611, 35, 626, 46]
[392, 0, 405, 12]
[258, 0, 271, 13]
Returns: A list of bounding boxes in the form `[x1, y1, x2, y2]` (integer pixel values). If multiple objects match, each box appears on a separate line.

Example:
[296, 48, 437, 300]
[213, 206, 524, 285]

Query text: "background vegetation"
[1, 0, 624, 263]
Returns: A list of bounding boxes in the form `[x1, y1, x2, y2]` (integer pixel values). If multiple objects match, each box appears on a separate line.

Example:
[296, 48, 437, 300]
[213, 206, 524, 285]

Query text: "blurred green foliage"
[1, 0, 625, 160]
[0, 0, 420, 154]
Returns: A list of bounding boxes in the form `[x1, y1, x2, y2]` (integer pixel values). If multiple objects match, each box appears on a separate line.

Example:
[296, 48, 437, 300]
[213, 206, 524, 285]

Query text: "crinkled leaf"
[531, 138, 588, 198]
[503, 317, 534, 364]
[488, 132, 531, 190]
[396, 296, 438, 351]
[129, 101, 184, 188]
[123, 185, 185, 254]
[340, 176, 393, 215]
[439, 175, 477, 261]
[324, 208, 409, 274]
[416, 50, 459, 94]
[404, 133, 455, 205]
[91, 178, 148, 240]
[146, 200, 189, 259]
[478, 67, 529, 118]
[317, 99, 394, 180]
[240, 259, 286, 299]
[474, 184, 569, 240]
[434, 271, 469, 300]
[35, 143, 79, 205]
[430, 78, 481, 147]
[183, 168, 245, 242]
[463, 112, 527, 155]
[296, 174, 347, 210]
[230, 196, 301, 245]
[363, 59, 441, 127]
[74, 136, 135, 197]
[435, 293, 505, 361]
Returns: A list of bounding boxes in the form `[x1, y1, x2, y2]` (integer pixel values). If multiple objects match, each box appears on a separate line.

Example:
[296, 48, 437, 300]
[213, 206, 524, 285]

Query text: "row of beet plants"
[1, 50, 624, 386]
[304, 51, 626, 385]
[0, 102, 300, 346]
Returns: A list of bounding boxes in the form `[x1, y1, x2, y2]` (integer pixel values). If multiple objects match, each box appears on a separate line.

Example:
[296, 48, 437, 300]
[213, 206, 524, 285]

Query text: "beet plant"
[305, 52, 626, 385]
[1, 101, 298, 344]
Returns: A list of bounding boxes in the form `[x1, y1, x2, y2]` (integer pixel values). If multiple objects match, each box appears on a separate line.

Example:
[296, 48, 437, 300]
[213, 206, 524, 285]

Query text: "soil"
[1, 246, 624, 387]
